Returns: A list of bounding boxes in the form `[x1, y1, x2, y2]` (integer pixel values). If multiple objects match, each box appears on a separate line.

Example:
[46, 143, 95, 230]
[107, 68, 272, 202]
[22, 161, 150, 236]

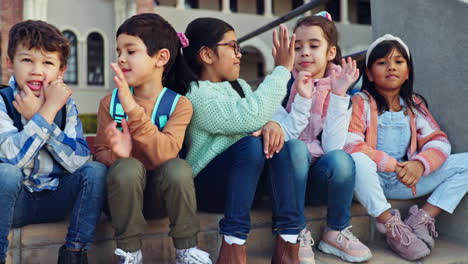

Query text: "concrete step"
[248, 238, 468, 264]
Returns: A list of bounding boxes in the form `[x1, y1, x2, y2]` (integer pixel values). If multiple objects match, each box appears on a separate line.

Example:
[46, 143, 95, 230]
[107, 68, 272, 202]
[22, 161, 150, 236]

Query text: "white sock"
[280, 234, 299, 243]
[224, 235, 246, 245]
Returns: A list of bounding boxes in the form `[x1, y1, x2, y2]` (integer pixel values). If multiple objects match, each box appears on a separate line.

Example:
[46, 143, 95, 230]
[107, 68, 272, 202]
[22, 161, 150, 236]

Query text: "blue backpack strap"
[0, 86, 24, 131]
[151, 88, 180, 131]
[109, 87, 134, 130]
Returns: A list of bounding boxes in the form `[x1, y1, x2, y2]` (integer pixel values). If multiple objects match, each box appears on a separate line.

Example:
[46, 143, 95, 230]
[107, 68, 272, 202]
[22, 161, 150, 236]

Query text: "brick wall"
[1, 0, 23, 84]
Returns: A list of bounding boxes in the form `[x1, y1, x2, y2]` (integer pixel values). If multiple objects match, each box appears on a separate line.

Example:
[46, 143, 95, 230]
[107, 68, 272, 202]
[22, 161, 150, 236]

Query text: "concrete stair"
[6, 198, 468, 263]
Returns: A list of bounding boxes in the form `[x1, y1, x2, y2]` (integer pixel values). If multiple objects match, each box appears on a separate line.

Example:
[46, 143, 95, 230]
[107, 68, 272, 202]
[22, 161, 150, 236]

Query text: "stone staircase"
[6, 196, 468, 263]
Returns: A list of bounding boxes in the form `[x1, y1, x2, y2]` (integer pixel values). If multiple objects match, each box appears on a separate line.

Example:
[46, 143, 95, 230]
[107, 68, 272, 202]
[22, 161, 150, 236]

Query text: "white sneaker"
[115, 248, 143, 264]
[298, 228, 316, 264]
[176, 247, 212, 264]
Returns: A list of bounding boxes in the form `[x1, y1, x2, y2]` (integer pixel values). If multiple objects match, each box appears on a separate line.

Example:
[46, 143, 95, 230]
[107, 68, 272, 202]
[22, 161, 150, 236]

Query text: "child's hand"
[252, 121, 285, 159]
[12, 85, 44, 120]
[43, 77, 72, 112]
[272, 24, 296, 72]
[105, 119, 132, 158]
[296, 71, 315, 99]
[396, 161, 424, 194]
[330, 57, 360, 97]
[111, 63, 137, 113]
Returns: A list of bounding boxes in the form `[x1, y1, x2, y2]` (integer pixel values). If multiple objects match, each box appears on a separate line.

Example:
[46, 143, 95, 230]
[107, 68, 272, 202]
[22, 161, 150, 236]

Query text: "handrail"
[238, 0, 329, 43]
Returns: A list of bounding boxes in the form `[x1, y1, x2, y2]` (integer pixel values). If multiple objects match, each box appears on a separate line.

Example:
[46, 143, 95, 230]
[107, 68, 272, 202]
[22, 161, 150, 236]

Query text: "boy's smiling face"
[7, 43, 66, 97]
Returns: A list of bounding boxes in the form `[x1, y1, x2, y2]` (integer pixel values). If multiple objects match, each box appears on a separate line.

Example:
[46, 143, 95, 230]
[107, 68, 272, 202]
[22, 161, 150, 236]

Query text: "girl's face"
[366, 48, 409, 93]
[205, 30, 242, 82]
[293, 25, 336, 79]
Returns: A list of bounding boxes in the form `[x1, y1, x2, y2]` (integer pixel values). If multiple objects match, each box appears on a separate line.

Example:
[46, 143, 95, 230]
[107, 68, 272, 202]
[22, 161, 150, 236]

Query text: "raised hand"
[272, 24, 296, 72]
[111, 63, 137, 113]
[12, 84, 45, 120]
[105, 119, 132, 158]
[295, 71, 315, 99]
[43, 76, 72, 112]
[330, 57, 359, 96]
[252, 121, 285, 159]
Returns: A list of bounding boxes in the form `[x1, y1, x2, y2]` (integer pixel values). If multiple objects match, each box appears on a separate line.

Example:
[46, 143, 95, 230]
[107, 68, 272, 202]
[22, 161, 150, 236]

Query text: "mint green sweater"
[185, 66, 290, 175]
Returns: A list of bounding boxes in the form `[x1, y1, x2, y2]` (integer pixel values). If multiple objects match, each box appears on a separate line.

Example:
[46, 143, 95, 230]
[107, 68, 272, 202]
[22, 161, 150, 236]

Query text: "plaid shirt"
[0, 77, 91, 192]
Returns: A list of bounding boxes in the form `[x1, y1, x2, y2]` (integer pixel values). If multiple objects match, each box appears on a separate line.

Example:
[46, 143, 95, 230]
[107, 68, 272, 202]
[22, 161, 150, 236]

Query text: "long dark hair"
[116, 13, 195, 95]
[293, 15, 342, 65]
[183, 17, 234, 78]
[362, 40, 426, 115]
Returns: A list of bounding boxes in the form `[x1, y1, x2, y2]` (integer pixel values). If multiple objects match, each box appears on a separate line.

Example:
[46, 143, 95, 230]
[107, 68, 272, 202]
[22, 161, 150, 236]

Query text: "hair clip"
[315, 11, 333, 21]
[177, 32, 189, 48]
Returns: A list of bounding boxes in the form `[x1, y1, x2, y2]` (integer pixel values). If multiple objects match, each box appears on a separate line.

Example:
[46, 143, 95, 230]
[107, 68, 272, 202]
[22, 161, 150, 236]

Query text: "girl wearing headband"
[272, 12, 371, 263]
[345, 34, 468, 260]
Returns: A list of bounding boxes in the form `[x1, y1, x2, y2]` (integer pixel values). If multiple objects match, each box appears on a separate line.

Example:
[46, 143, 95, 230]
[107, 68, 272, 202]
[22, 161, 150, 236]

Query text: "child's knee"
[107, 158, 145, 187]
[0, 163, 23, 193]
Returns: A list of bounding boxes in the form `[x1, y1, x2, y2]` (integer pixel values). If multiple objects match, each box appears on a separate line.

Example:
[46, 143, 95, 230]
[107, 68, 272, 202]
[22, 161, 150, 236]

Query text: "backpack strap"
[152, 87, 180, 131]
[0, 85, 66, 131]
[109, 87, 180, 131]
[0, 86, 23, 131]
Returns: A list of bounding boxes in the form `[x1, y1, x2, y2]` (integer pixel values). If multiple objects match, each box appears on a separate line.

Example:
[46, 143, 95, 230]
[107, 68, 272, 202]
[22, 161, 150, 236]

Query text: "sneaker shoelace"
[414, 214, 439, 238]
[336, 226, 358, 248]
[386, 220, 413, 246]
[176, 248, 211, 264]
[299, 229, 315, 247]
[115, 249, 137, 264]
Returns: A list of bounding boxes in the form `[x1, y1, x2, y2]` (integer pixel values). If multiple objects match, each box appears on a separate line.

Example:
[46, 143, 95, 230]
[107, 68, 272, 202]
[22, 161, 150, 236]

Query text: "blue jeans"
[0, 162, 107, 261]
[288, 139, 356, 230]
[195, 136, 304, 239]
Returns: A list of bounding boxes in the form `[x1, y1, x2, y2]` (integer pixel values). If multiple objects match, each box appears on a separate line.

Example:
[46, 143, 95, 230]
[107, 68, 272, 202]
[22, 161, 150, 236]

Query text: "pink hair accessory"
[315, 11, 333, 21]
[177, 32, 189, 48]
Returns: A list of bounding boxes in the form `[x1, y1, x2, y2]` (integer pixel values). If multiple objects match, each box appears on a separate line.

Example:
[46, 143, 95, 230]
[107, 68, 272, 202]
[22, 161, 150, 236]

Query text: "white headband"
[366, 34, 410, 66]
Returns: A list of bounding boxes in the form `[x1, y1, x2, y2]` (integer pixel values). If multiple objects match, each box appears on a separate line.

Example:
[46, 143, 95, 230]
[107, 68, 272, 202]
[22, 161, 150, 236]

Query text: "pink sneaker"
[377, 209, 430, 260]
[318, 226, 372, 263]
[298, 228, 315, 264]
[404, 205, 438, 249]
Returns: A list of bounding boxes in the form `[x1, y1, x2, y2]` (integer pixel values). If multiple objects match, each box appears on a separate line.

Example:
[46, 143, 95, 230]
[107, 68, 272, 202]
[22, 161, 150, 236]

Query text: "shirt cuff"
[30, 113, 54, 140]
[272, 66, 292, 82]
[328, 93, 350, 113]
[293, 94, 313, 113]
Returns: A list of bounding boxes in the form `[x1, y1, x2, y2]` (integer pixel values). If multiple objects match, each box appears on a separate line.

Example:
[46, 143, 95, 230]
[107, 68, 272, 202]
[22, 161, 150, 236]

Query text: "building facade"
[0, 0, 372, 113]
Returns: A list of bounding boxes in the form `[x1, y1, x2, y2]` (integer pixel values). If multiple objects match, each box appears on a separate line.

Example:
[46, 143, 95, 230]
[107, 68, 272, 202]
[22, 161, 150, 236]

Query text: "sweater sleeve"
[321, 93, 351, 152]
[272, 93, 312, 141]
[125, 96, 192, 170]
[188, 66, 289, 136]
[410, 100, 451, 176]
[344, 94, 397, 172]
[93, 95, 119, 167]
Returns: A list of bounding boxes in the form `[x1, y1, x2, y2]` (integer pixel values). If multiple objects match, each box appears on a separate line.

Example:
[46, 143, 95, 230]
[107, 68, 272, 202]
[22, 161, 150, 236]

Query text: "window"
[62, 30, 78, 84]
[87, 32, 104, 86]
[185, 0, 198, 8]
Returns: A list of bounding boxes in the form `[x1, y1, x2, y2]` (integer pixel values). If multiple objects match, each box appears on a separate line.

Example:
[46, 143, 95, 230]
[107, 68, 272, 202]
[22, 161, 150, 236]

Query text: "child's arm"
[321, 93, 351, 152]
[189, 67, 289, 136]
[344, 94, 398, 172]
[43, 98, 91, 173]
[125, 97, 192, 168]
[409, 100, 451, 176]
[322, 58, 359, 152]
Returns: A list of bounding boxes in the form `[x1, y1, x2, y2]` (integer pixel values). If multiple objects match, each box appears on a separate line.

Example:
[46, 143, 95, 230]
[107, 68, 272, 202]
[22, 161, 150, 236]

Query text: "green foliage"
[79, 113, 97, 134]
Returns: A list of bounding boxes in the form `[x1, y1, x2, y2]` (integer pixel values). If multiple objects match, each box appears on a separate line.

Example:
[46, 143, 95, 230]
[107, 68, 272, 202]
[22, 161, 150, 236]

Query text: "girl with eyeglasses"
[182, 17, 305, 263]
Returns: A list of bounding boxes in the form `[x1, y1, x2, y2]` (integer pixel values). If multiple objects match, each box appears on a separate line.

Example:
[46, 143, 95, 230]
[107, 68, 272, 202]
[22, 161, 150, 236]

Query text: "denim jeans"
[288, 139, 356, 230]
[353, 152, 468, 217]
[0, 162, 107, 261]
[195, 136, 304, 240]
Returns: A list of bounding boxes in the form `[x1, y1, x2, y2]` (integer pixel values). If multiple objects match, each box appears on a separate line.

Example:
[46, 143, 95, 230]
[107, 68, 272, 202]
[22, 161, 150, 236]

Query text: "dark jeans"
[0, 162, 107, 261]
[195, 136, 304, 240]
[288, 139, 356, 230]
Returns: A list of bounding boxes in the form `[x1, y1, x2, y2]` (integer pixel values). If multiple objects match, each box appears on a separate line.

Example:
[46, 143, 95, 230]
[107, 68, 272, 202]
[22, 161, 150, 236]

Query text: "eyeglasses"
[212, 42, 241, 56]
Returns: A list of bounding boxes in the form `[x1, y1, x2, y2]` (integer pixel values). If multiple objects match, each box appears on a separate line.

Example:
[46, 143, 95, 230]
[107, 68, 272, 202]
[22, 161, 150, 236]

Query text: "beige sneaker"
[318, 226, 372, 263]
[298, 228, 315, 264]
